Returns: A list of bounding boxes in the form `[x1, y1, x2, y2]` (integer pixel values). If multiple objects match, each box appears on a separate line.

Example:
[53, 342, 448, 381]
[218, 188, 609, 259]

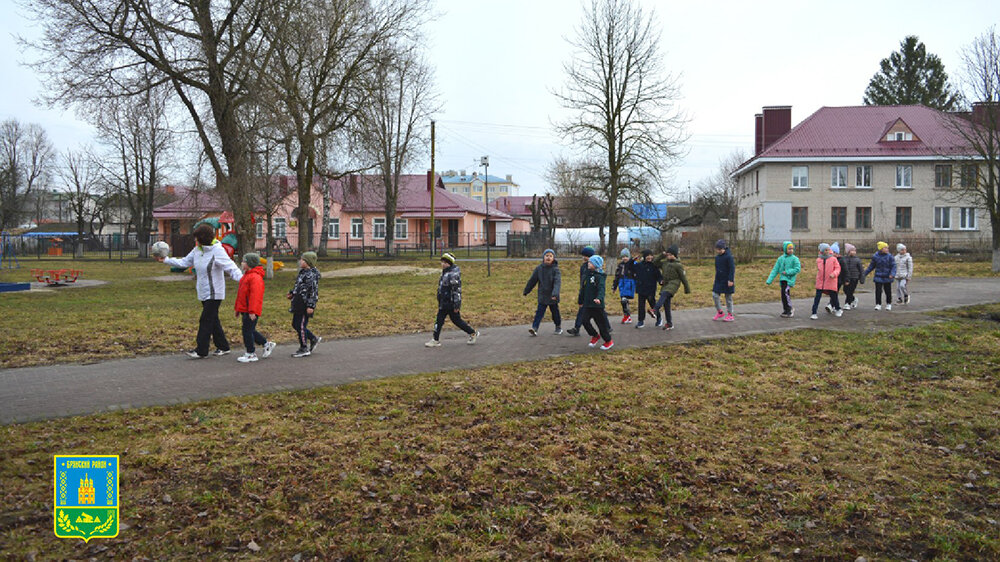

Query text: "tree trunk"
[317, 180, 331, 257]
[993, 216, 1000, 273]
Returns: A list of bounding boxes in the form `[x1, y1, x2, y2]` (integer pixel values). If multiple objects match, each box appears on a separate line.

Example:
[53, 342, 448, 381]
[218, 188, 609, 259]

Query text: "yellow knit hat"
[877, 241, 888, 251]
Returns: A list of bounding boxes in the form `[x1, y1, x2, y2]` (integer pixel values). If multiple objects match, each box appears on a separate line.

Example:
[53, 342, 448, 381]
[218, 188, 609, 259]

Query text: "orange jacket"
[814, 255, 841, 291]
[235, 266, 265, 316]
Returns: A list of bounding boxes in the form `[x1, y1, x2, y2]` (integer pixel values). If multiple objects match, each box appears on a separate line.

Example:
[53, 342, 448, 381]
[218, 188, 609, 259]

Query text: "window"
[792, 166, 809, 188]
[895, 207, 912, 229]
[273, 217, 287, 239]
[327, 218, 340, 239]
[855, 207, 872, 230]
[831, 206, 847, 229]
[895, 165, 912, 188]
[831, 166, 847, 188]
[855, 165, 872, 188]
[961, 164, 979, 188]
[395, 218, 408, 239]
[350, 218, 363, 239]
[934, 207, 951, 229]
[791, 207, 808, 229]
[473, 196, 483, 202]
[372, 217, 386, 239]
[960, 207, 977, 230]
[935, 164, 952, 188]
[255, 221, 264, 239]
[888, 131, 913, 141]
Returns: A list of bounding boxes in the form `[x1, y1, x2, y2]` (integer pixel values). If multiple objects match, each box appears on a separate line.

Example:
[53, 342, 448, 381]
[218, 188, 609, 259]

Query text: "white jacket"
[894, 252, 913, 280]
[165, 242, 243, 301]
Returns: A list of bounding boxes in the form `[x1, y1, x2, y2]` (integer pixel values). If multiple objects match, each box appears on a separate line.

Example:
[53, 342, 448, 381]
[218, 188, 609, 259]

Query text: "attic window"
[888, 131, 913, 141]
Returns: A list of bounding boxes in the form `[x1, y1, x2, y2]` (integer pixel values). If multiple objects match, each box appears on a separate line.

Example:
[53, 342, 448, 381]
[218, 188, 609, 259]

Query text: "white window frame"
[350, 218, 363, 239]
[372, 217, 386, 240]
[934, 206, 951, 230]
[895, 165, 912, 189]
[255, 221, 264, 239]
[395, 218, 408, 239]
[960, 207, 977, 230]
[855, 165, 872, 188]
[327, 218, 340, 240]
[831, 166, 847, 188]
[273, 217, 287, 239]
[791, 166, 809, 189]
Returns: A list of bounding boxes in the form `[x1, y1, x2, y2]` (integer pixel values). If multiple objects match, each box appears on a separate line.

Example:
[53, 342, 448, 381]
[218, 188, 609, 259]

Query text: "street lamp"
[480, 156, 491, 276]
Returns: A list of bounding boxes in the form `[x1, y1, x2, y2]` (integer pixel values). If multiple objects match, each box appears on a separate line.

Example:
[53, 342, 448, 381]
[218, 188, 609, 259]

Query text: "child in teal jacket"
[765, 241, 801, 317]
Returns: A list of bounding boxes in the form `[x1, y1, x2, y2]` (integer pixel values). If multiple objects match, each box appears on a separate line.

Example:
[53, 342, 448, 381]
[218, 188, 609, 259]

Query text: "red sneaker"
[600, 340, 614, 351]
[588, 336, 600, 348]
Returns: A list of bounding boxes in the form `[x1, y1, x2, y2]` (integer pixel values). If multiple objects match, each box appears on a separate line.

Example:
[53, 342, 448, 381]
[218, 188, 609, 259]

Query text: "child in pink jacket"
[810, 243, 842, 320]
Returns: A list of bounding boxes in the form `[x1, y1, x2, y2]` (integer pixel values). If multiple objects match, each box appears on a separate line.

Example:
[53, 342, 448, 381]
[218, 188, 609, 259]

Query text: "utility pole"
[430, 120, 436, 257]
[481, 155, 490, 276]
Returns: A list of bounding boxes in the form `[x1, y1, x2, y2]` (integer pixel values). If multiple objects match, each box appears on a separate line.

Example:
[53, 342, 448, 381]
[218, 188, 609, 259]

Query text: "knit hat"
[715, 239, 727, 249]
[666, 244, 679, 258]
[543, 248, 555, 258]
[581, 246, 596, 257]
[300, 251, 318, 268]
[830, 242, 840, 255]
[845, 243, 856, 254]
[588, 255, 604, 271]
[242, 252, 261, 269]
[877, 241, 888, 251]
[896, 243, 906, 252]
[441, 252, 456, 265]
[619, 248, 630, 258]
[641, 249, 653, 258]
[818, 243, 831, 253]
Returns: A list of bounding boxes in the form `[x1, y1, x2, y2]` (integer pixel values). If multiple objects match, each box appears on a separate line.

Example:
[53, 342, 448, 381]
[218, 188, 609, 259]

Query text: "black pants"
[581, 308, 611, 342]
[843, 279, 859, 305]
[574, 306, 611, 330]
[620, 296, 631, 316]
[874, 282, 892, 305]
[811, 290, 840, 314]
[532, 302, 561, 330]
[292, 310, 315, 348]
[780, 280, 793, 314]
[655, 290, 674, 326]
[241, 313, 267, 354]
[197, 299, 229, 356]
[434, 307, 475, 340]
[636, 294, 659, 324]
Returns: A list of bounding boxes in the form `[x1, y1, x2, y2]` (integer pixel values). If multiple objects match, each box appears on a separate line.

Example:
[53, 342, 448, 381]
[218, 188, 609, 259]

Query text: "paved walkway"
[2, 277, 997, 424]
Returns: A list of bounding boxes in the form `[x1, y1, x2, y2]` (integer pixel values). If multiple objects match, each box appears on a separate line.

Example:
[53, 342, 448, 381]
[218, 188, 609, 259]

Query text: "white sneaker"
[424, 339, 441, 348]
[843, 303, 852, 310]
[237, 352, 258, 363]
[825, 304, 833, 314]
[262, 341, 276, 358]
[834, 309, 843, 317]
[467, 331, 480, 345]
[886, 304, 892, 311]
[874, 304, 881, 310]
[810, 314, 818, 320]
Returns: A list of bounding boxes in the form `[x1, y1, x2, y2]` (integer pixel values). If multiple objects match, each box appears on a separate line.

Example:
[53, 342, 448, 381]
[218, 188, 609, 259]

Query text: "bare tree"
[545, 156, 605, 229]
[554, 0, 687, 253]
[692, 148, 747, 228]
[945, 27, 1000, 272]
[23, 0, 291, 255]
[58, 149, 102, 256]
[352, 44, 438, 255]
[0, 119, 53, 230]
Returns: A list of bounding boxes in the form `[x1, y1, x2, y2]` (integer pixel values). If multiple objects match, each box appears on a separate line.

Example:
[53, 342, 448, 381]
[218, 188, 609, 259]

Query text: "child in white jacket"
[894, 243, 913, 304]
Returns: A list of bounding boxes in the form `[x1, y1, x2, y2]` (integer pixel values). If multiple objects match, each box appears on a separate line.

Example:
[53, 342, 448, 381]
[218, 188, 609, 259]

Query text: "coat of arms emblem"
[53, 455, 119, 542]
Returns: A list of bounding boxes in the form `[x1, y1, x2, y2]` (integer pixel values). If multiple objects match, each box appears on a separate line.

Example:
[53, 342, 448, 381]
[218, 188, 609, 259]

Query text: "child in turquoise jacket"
[765, 241, 801, 318]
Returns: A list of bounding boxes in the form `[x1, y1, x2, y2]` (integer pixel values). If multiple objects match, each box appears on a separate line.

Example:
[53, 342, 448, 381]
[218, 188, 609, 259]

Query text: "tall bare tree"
[692, 148, 747, 228]
[946, 27, 1000, 272]
[554, 0, 686, 254]
[58, 149, 102, 256]
[545, 156, 605, 229]
[353, 44, 438, 255]
[0, 119, 53, 230]
[23, 0, 290, 255]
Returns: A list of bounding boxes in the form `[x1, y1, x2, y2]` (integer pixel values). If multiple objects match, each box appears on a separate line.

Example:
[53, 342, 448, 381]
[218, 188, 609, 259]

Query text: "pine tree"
[864, 36, 963, 111]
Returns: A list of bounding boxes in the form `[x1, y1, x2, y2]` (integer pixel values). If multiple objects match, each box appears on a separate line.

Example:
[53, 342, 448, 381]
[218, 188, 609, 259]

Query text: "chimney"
[165, 185, 175, 196]
[971, 102, 1000, 129]
[754, 114, 763, 155]
[761, 106, 792, 152]
[349, 174, 357, 193]
[460, 169, 466, 176]
[505, 174, 512, 182]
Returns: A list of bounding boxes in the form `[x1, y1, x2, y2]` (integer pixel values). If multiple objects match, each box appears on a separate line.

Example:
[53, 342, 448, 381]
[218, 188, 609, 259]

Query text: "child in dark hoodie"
[234, 253, 275, 363]
[633, 249, 663, 328]
[712, 240, 736, 321]
[841, 243, 864, 309]
[579, 255, 613, 350]
[426, 253, 479, 347]
[567, 246, 611, 336]
[287, 251, 321, 357]
[523, 248, 562, 335]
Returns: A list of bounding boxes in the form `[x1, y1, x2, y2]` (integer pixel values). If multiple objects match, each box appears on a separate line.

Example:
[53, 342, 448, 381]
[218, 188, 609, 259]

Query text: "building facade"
[733, 105, 990, 249]
[440, 170, 518, 202]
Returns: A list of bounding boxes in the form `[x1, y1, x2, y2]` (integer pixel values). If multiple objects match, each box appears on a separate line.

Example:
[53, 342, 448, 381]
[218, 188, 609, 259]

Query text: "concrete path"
[2, 277, 997, 424]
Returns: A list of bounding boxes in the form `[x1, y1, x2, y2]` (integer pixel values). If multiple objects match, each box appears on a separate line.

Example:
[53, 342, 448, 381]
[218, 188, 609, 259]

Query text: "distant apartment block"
[440, 170, 518, 202]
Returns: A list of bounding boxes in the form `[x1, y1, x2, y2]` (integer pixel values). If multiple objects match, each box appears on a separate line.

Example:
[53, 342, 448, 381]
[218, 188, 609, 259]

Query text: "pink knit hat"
[845, 243, 856, 253]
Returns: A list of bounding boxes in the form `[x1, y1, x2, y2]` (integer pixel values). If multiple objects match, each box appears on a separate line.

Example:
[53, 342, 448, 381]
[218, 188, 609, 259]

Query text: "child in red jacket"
[234, 253, 275, 362]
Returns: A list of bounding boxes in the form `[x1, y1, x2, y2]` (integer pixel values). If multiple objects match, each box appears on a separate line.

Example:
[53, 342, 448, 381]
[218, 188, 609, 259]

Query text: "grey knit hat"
[300, 251, 318, 268]
[242, 252, 261, 269]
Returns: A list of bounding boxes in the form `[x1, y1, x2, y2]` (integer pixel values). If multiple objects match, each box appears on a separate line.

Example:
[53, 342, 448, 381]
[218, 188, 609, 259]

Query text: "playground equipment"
[31, 268, 83, 286]
[1, 233, 20, 269]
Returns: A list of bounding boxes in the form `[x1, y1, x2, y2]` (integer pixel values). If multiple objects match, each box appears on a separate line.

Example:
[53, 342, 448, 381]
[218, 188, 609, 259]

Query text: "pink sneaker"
[723, 313, 734, 322]
[712, 310, 725, 321]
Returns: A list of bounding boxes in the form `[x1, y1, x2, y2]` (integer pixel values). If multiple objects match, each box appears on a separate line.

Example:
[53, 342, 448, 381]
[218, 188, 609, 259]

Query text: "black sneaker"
[554, 327, 563, 335]
[212, 349, 231, 357]
[186, 350, 207, 359]
[528, 327, 537, 336]
[310, 336, 322, 352]
[566, 327, 580, 336]
[292, 347, 311, 358]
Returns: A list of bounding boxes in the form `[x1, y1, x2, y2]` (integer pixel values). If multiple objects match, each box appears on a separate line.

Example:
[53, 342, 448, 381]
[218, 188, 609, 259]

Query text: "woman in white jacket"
[158, 223, 244, 358]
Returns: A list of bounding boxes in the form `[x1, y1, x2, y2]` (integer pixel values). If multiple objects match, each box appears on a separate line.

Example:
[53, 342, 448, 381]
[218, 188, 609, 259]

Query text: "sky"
[2, 0, 999, 200]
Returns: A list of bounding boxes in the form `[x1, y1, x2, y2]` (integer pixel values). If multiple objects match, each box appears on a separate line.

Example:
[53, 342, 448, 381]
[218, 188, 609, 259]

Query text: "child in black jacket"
[633, 249, 663, 328]
[288, 252, 321, 357]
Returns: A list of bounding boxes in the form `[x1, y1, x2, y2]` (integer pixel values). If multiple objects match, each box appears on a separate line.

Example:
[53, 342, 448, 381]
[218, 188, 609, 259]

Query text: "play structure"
[31, 268, 84, 286]
[0, 233, 30, 293]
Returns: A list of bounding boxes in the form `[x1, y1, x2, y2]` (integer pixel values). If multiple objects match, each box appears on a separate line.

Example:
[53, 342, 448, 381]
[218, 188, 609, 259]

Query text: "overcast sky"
[2, 0, 998, 199]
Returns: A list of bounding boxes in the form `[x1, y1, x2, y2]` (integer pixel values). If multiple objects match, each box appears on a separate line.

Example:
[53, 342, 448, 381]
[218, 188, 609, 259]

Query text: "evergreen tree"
[864, 36, 963, 111]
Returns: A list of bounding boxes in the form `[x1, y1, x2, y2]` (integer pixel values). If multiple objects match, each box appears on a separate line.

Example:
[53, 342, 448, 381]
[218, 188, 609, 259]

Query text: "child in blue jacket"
[863, 241, 897, 311]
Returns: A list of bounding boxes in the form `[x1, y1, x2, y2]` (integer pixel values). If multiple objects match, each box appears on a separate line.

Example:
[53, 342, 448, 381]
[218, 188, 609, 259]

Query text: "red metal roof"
[328, 175, 514, 220]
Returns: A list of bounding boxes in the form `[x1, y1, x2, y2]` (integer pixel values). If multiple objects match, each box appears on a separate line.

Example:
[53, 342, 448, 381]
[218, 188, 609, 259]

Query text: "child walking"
[633, 249, 663, 328]
[426, 253, 479, 347]
[579, 255, 613, 350]
[863, 241, 897, 310]
[567, 246, 610, 336]
[765, 241, 800, 318]
[826, 242, 845, 314]
[841, 243, 864, 309]
[894, 243, 913, 304]
[612, 248, 636, 324]
[651, 244, 691, 330]
[712, 239, 735, 322]
[234, 253, 276, 363]
[288, 251, 321, 357]
[810, 243, 842, 319]
[523, 248, 562, 335]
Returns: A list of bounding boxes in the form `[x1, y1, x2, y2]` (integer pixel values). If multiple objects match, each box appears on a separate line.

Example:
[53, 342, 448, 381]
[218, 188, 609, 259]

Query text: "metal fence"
[1, 233, 174, 262]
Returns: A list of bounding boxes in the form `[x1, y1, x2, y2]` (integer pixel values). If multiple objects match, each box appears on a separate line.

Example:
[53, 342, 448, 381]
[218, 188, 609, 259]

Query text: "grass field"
[1, 255, 997, 368]
[1, 308, 998, 559]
